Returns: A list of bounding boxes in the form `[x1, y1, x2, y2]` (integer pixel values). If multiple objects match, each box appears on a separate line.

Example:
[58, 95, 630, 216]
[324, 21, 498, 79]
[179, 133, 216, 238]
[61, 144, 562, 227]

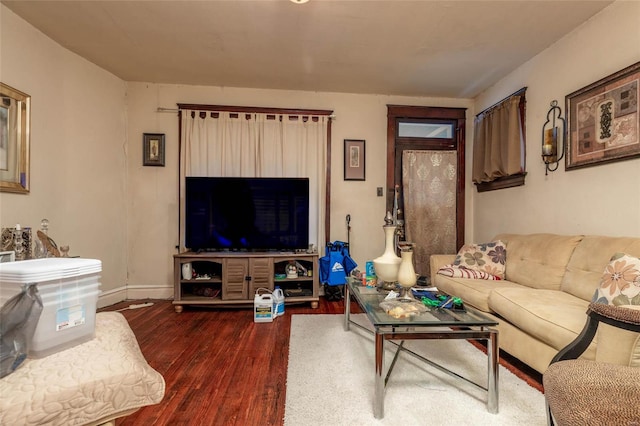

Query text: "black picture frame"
[143, 133, 165, 167]
[344, 139, 365, 181]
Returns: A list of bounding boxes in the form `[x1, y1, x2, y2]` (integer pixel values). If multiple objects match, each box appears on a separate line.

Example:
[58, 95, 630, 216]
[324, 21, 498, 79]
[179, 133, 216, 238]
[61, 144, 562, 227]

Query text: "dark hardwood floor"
[99, 297, 542, 425]
[99, 297, 355, 425]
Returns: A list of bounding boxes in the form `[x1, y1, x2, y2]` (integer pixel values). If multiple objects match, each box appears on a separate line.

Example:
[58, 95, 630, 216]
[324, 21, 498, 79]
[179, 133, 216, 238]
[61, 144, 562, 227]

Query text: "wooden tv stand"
[172, 251, 319, 313]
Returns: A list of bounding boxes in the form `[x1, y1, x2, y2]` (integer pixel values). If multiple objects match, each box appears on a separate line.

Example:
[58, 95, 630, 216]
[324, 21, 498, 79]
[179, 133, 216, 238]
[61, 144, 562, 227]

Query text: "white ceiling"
[2, 0, 614, 98]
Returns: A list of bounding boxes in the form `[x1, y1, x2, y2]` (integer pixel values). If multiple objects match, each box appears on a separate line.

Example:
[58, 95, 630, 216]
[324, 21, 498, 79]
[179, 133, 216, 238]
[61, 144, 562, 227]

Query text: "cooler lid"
[0, 258, 102, 282]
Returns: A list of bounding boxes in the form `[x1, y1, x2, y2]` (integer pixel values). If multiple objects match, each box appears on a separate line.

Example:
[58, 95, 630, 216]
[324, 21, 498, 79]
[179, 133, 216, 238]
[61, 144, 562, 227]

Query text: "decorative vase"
[397, 244, 417, 299]
[181, 263, 193, 280]
[372, 213, 401, 290]
[33, 238, 47, 259]
[13, 225, 25, 261]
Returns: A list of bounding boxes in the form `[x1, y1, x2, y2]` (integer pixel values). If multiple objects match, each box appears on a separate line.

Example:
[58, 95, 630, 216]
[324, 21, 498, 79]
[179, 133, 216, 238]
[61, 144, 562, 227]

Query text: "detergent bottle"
[254, 290, 274, 323]
[273, 286, 285, 317]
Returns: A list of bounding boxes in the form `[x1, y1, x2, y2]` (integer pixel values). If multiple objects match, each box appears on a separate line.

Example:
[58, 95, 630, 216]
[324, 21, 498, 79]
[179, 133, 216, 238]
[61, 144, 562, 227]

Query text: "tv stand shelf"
[173, 251, 319, 313]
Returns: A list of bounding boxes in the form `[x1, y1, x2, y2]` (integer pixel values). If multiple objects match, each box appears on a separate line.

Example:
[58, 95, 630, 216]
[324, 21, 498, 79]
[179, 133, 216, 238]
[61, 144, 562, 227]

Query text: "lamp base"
[379, 280, 397, 291]
[399, 286, 414, 299]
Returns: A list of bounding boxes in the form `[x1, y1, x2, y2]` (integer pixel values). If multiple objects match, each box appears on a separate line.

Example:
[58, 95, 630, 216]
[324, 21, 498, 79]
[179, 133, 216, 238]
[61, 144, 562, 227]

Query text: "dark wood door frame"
[386, 105, 466, 250]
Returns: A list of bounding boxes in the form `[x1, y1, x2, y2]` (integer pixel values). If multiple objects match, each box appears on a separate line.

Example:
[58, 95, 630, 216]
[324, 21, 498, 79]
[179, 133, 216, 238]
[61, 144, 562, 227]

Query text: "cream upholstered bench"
[0, 312, 165, 425]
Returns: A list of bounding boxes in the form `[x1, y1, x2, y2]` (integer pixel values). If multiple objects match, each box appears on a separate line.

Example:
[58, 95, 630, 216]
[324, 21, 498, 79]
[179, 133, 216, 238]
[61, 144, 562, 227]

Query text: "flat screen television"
[185, 177, 310, 252]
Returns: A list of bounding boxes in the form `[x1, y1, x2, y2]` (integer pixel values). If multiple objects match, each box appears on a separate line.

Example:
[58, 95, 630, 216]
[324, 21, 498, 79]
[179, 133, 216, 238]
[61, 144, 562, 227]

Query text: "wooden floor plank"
[99, 297, 541, 425]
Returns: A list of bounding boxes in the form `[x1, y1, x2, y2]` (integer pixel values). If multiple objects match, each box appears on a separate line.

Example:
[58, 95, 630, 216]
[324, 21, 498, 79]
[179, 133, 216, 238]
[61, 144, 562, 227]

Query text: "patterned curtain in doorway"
[402, 150, 457, 280]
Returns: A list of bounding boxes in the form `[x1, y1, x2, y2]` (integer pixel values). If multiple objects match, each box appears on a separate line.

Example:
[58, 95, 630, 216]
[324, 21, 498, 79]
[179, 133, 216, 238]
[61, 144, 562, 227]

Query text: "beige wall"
[2, 1, 638, 307]
[0, 4, 472, 304]
[0, 6, 129, 306]
[473, 0, 640, 242]
[125, 84, 472, 298]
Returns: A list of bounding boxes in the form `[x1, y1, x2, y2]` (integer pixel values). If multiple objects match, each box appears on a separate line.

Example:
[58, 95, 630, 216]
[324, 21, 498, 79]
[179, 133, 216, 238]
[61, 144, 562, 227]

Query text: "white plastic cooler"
[0, 258, 102, 358]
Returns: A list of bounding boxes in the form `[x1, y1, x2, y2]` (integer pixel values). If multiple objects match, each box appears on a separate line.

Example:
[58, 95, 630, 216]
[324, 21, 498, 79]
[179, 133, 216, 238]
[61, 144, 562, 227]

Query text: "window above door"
[397, 120, 455, 139]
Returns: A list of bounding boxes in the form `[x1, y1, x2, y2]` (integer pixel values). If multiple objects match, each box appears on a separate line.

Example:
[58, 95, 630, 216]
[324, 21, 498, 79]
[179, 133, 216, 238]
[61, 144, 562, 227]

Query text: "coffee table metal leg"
[374, 330, 385, 419]
[487, 328, 499, 414]
[344, 284, 351, 331]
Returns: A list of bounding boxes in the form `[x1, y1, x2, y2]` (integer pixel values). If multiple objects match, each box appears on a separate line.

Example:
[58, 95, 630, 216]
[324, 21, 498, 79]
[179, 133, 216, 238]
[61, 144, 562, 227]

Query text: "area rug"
[284, 314, 546, 425]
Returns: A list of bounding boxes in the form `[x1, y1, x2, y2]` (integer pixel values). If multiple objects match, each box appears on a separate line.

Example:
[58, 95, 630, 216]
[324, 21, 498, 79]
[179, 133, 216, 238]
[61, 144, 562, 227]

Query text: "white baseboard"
[126, 284, 173, 300]
[97, 285, 173, 309]
[97, 287, 128, 309]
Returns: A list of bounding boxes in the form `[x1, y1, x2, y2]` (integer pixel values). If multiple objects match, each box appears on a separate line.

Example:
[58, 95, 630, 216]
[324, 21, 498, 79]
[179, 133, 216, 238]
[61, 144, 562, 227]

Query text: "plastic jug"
[273, 286, 285, 317]
[254, 293, 274, 323]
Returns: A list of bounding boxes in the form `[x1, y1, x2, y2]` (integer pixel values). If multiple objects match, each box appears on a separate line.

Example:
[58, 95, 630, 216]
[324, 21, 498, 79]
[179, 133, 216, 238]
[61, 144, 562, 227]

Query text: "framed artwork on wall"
[344, 139, 365, 181]
[0, 251, 15, 263]
[0, 83, 30, 194]
[565, 61, 640, 170]
[143, 133, 165, 167]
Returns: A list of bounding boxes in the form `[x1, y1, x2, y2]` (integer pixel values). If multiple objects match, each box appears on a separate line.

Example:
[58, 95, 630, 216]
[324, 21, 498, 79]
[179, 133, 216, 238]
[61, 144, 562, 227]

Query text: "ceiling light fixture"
[290, 0, 309, 4]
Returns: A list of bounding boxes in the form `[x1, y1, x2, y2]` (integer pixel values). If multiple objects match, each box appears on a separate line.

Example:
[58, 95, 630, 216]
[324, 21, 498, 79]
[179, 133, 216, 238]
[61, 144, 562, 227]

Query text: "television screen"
[185, 177, 310, 251]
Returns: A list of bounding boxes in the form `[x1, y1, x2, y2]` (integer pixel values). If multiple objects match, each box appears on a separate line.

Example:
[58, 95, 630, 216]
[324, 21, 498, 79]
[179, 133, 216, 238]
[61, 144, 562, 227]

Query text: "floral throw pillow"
[592, 253, 640, 306]
[437, 240, 506, 280]
[437, 265, 502, 280]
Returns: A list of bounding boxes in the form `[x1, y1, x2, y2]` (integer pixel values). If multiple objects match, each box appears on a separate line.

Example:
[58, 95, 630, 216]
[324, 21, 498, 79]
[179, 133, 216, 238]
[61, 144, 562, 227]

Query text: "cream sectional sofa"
[430, 233, 640, 374]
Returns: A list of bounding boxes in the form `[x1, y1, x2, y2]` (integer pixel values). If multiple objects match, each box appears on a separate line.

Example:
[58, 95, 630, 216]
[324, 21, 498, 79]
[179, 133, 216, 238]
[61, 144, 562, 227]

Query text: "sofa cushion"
[592, 253, 640, 306]
[488, 287, 595, 358]
[592, 253, 640, 367]
[494, 233, 583, 290]
[562, 236, 640, 301]
[434, 274, 525, 313]
[450, 240, 506, 279]
[596, 317, 640, 367]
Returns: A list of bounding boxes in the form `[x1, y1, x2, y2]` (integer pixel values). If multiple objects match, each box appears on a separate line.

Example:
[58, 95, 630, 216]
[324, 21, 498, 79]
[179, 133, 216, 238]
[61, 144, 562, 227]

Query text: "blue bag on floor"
[318, 241, 357, 294]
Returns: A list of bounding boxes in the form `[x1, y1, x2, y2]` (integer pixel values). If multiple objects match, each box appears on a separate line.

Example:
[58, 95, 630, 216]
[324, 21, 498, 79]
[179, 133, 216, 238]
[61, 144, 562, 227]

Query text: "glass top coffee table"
[344, 278, 499, 419]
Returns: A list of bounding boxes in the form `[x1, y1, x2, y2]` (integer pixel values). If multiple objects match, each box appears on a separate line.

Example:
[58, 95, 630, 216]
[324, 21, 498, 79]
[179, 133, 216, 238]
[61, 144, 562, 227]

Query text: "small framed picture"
[143, 133, 165, 167]
[0, 250, 15, 263]
[344, 139, 365, 181]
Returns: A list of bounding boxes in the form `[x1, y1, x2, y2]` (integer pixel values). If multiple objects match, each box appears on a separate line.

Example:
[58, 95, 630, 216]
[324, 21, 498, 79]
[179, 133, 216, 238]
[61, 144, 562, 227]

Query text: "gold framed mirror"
[0, 82, 30, 194]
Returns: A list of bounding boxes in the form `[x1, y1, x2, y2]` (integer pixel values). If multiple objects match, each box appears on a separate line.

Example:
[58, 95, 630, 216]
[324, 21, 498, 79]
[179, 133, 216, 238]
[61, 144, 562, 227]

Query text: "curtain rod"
[476, 87, 527, 118]
[156, 106, 336, 119]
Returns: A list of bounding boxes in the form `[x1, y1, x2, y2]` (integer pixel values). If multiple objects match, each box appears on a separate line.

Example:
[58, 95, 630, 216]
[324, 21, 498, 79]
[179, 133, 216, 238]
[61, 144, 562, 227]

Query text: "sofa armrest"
[429, 254, 456, 285]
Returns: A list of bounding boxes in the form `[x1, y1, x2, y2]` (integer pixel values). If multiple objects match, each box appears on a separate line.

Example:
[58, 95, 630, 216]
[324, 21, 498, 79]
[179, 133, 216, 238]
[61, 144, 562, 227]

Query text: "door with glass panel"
[386, 106, 466, 282]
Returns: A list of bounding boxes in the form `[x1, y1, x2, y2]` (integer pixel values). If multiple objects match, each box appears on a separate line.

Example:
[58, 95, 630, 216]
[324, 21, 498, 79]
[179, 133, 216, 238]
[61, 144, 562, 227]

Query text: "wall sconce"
[541, 100, 566, 175]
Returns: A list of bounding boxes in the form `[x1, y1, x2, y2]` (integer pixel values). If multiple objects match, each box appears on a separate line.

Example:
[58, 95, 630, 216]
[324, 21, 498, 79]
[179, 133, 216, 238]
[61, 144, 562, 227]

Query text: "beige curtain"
[179, 110, 328, 251]
[402, 150, 457, 279]
[472, 94, 524, 183]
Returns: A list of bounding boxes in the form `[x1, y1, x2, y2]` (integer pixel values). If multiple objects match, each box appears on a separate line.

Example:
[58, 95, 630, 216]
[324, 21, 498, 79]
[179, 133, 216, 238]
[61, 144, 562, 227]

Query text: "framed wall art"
[344, 139, 365, 181]
[143, 133, 165, 167]
[0, 251, 15, 263]
[0, 83, 30, 194]
[565, 61, 640, 170]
